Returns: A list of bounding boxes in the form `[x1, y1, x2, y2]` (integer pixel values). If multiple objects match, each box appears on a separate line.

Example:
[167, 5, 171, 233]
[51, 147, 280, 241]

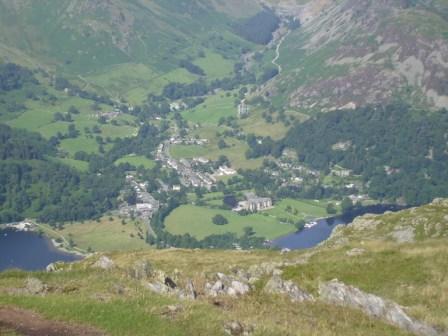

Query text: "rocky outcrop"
[319, 280, 440, 336]
[93, 256, 114, 270]
[264, 275, 313, 303]
[205, 273, 251, 297]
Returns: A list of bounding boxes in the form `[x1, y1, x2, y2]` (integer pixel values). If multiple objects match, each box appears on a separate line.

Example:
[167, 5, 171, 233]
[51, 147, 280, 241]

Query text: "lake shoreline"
[0, 221, 87, 258]
[0, 227, 83, 272]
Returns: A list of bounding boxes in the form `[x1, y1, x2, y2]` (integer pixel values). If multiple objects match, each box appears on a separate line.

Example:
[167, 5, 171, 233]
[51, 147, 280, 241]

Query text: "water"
[272, 217, 345, 250]
[272, 204, 404, 250]
[0, 228, 82, 272]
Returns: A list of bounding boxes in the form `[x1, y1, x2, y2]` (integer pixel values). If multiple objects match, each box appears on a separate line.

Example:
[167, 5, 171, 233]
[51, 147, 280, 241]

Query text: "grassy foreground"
[0, 248, 414, 336]
[0, 201, 447, 335]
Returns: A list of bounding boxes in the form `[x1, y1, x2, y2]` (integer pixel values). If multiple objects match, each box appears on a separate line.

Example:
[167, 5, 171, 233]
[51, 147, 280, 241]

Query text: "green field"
[83, 64, 198, 103]
[165, 204, 296, 240]
[193, 51, 234, 79]
[183, 91, 238, 124]
[115, 155, 156, 169]
[41, 216, 150, 253]
[266, 198, 336, 222]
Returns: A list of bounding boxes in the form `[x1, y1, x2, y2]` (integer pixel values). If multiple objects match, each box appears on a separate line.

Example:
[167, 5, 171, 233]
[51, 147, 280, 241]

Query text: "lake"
[0, 228, 82, 272]
[272, 204, 404, 250]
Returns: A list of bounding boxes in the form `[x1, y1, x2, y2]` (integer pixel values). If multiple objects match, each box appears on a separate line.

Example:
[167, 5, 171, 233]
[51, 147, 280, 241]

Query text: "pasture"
[164, 204, 296, 240]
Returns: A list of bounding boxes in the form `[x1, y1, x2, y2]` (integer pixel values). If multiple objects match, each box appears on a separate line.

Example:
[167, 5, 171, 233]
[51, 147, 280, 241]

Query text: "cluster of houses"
[156, 138, 237, 191]
[234, 192, 273, 212]
[119, 175, 160, 220]
[168, 136, 208, 146]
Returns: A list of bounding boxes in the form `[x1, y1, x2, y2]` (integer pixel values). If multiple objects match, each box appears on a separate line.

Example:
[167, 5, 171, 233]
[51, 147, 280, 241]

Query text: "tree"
[68, 106, 80, 114]
[218, 139, 228, 149]
[223, 195, 238, 209]
[341, 197, 354, 214]
[295, 219, 306, 231]
[212, 214, 228, 225]
[67, 124, 79, 138]
[326, 203, 337, 215]
[243, 226, 255, 237]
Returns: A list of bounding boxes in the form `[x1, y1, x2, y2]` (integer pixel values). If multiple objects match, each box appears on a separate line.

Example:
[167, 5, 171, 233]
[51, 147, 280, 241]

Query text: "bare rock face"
[319, 280, 440, 336]
[93, 256, 114, 270]
[264, 275, 313, 303]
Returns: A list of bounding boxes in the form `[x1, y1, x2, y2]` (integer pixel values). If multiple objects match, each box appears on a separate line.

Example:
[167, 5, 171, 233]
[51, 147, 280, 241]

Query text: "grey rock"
[390, 227, 415, 243]
[129, 260, 154, 279]
[25, 278, 47, 295]
[346, 248, 366, 257]
[46, 262, 61, 272]
[93, 256, 114, 270]
[319, 280, 440, 336]
[146, 281, 170, 295]
[280, 248, 291, 254]
[183, 279, 197, 300]
[224, 321, 253, 336]
[206, 280, 224, 297]
[264, 275, 313, 302]
[229, 281, 250, 296]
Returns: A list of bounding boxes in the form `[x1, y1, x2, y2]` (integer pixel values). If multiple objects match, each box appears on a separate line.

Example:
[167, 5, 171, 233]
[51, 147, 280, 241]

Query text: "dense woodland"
[0, 63, 37, 92]
[283, 104, 448, 205]
[0, 124, 124, 224]
[234, 8, 280, 44]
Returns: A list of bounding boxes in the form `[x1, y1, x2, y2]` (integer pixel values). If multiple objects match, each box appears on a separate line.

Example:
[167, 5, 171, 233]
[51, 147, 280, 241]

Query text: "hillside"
[0, 0, 262, 102]
[265, 0, 448, 112]
[0, 200, 447, 335]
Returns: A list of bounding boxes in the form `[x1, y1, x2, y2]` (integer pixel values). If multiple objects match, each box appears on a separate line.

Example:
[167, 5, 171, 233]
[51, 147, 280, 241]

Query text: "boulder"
[25, 278, 47, 295]
[280, 248, 291, 254]
[46, 262, 61, 272]
[224, 321, 254, 336]
[319, 280, 440, 336]
[229, 280, 250, 296]
[264, 275, 313, 302]
[93, 256, 114, 270]
[146, 281, 170, 295]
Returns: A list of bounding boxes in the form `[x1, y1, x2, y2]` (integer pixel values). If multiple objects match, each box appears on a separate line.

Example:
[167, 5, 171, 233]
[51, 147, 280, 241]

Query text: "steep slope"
[0, 200, 447, 335]
[268, 0, 448, 112]
[0, 0, 263, 103]
[0, 0, 260, 74]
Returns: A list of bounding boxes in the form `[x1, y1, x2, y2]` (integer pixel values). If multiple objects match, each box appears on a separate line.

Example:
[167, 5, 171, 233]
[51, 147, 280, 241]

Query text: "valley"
[0, 1, 448, 335]
[1, 0, 447, 253]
